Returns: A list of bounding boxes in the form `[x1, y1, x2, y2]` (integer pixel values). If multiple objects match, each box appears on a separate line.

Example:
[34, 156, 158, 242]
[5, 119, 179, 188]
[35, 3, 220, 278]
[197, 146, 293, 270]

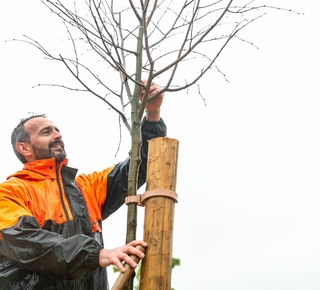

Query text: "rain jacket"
[0, 117, 167, 290]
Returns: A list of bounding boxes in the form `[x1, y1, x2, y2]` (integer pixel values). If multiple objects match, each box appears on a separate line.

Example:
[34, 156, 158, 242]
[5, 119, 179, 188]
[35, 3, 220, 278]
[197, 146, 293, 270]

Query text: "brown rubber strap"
[141, 188, 178, 204]
[125, 189, 178, 207]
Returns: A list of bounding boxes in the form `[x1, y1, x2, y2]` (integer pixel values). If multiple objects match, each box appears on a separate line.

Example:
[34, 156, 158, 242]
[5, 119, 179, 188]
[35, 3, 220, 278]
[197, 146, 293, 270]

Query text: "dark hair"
[11, 112, 47, 164]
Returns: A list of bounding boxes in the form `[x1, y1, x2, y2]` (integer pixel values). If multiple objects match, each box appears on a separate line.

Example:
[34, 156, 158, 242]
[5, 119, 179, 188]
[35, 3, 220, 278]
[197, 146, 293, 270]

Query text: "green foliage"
[172, 258, 180, 269]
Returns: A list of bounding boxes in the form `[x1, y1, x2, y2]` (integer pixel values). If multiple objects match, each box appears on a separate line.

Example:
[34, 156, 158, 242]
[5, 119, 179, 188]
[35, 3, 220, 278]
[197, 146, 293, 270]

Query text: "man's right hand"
[99, 240, 147, 272]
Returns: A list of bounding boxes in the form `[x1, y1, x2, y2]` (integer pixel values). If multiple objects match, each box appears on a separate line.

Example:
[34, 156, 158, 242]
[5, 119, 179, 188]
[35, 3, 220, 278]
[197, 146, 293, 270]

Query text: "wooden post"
[139, 137, 179, 290]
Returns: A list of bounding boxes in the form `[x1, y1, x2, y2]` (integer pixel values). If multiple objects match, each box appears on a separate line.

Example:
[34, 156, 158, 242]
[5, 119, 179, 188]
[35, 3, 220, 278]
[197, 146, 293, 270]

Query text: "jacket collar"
[8, 158, 69, 180]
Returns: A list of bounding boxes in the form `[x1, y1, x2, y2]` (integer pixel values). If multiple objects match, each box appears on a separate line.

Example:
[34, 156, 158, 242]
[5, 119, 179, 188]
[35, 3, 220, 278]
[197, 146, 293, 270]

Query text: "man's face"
[23, 117, 67, 163]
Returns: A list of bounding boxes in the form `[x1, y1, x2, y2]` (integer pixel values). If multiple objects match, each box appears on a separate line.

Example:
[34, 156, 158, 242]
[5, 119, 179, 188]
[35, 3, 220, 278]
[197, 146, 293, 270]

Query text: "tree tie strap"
[125, 188, 178, 207]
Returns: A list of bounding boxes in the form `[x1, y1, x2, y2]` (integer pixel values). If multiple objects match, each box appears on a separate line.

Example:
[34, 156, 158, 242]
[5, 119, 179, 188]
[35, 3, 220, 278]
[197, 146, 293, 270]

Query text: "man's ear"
[16, 142, 32, 158]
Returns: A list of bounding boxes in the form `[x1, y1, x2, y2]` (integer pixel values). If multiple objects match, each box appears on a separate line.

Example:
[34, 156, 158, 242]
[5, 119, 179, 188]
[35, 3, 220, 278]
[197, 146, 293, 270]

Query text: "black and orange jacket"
[0, 117, 166, 290]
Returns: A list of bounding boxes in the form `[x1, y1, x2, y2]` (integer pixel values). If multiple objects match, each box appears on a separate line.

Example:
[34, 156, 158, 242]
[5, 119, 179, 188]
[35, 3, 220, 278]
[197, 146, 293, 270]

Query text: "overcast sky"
[1, 1, 320, 289]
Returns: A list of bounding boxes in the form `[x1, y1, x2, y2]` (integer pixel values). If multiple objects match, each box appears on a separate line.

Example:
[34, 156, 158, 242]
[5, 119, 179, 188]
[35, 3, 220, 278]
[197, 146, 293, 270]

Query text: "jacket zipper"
[55, 165, 74, 237]
[55, 165, 79, 289]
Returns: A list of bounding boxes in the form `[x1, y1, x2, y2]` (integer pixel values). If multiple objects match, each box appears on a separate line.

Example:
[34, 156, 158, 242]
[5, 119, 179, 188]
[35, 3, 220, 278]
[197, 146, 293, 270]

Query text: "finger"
[130, 248, 145, 259]
[125, 245, 146, 262]
[128, 240, 148, 248]
[149, 83, 158, 91]
[114, 260, 126, 273]
[122, 255, 138, 270]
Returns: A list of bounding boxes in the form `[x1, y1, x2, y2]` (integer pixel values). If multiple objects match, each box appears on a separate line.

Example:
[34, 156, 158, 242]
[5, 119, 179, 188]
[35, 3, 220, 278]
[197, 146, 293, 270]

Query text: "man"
[0, 81, 166, 289]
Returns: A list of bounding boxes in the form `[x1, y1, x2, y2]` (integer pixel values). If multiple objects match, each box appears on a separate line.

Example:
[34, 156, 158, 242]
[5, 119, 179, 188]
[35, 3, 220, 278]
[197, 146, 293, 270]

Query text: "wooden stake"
[139, 137, 179, 290]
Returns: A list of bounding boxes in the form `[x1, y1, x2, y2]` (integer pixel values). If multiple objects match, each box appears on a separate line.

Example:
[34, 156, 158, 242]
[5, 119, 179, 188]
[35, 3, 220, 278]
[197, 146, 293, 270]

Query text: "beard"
[32, 140, 67, 164]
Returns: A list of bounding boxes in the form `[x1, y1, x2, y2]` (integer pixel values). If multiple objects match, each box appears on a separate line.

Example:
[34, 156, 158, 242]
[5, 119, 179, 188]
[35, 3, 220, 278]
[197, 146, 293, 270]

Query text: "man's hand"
[99, 240, 147, 273]
[140, 79, 164, 122]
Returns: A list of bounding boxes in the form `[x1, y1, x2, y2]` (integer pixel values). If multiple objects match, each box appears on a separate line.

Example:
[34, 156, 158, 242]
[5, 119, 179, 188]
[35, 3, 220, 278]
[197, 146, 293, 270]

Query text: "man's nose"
[53, 130, 62, 139]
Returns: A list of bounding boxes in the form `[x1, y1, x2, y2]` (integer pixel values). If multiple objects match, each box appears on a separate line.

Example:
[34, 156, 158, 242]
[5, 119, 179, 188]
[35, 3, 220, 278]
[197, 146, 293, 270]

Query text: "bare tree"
[16, 0, 300, 288]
